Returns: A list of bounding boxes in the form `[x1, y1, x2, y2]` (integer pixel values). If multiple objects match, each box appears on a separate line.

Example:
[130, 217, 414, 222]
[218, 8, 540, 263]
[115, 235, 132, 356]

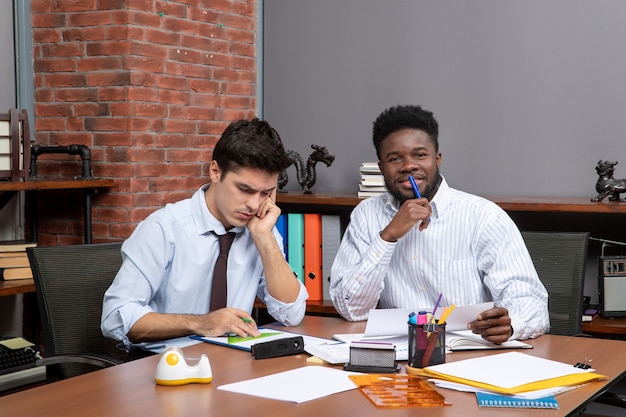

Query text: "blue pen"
[408, 312, 417, 325]
[408, 175, 431, 222]
[408, 175, 422, 198]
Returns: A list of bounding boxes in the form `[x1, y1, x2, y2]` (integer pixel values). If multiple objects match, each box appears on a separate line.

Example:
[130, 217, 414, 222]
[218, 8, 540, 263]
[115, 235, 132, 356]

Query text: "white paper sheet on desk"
[217, 366, 361, 403]
[328, 302, 495, 362]
[363, 301, 494, 337]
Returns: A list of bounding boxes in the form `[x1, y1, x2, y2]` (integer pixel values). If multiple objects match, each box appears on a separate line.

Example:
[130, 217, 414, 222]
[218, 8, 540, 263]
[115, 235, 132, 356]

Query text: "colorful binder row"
[276, 213, 341, 301]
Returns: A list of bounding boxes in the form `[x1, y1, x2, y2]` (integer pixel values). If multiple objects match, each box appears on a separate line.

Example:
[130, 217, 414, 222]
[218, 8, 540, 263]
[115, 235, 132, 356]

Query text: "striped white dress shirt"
[330, 177, 549, 340]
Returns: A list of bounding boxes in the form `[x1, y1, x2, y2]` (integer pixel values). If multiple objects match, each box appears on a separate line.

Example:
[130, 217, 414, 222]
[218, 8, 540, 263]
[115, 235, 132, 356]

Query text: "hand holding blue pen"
[408, 176, 431, 222]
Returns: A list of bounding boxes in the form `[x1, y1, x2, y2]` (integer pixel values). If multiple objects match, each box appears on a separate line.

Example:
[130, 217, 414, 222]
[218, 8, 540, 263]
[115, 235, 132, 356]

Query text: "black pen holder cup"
[408, 322, 446, 368]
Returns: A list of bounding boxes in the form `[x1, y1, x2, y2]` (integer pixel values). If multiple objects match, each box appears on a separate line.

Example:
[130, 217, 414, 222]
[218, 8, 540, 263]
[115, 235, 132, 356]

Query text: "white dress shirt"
[330, 177, 549, 340]
[101, 184, 308, 348]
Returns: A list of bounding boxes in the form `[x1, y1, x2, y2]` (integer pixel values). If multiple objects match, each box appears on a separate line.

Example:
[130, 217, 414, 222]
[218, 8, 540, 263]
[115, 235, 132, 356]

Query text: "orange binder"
[303, 213, 323, 300]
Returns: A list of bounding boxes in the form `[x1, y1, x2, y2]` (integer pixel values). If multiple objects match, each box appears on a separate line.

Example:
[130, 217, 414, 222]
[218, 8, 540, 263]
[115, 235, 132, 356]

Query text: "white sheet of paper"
[217, 366, 361, 403]
[363, 302, 495, 337]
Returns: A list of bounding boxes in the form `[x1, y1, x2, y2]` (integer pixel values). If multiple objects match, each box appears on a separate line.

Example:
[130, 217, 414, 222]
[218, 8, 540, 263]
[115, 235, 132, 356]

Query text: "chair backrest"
[27, 242, 126, 380]
[521, 231, 589, 336]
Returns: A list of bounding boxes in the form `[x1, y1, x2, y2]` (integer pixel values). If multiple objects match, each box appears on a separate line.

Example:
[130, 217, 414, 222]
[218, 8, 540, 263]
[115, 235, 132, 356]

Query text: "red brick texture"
[30, 0, 258, 245]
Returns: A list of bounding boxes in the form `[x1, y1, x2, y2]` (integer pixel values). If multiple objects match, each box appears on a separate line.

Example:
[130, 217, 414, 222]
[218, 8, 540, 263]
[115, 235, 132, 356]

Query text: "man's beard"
[388, 170, 442, 205]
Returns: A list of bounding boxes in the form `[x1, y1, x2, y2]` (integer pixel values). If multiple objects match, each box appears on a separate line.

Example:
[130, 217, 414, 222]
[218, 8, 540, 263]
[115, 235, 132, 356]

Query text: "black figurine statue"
[278, 144, 335, 194]
[592, 160, 626, 202]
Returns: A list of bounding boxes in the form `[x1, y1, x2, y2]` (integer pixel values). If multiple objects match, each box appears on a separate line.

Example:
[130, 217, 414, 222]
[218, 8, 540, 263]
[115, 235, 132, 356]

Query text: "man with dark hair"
[330, 105, 549, 344]
[102, 118, 307, 351]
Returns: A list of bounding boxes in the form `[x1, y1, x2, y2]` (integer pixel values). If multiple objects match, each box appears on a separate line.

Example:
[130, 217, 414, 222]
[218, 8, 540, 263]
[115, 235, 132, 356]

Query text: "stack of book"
[0, 241, 37, 280]
[358, 162, 387, 198]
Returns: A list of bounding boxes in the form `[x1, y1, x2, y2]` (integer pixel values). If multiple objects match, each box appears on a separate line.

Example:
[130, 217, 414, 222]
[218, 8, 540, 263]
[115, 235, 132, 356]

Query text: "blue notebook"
[476, 392, 559, 409]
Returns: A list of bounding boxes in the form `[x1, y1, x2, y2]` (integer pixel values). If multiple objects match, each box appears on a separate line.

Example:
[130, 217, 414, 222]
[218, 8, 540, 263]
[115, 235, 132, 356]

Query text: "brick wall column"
[30, 0, 258, 245]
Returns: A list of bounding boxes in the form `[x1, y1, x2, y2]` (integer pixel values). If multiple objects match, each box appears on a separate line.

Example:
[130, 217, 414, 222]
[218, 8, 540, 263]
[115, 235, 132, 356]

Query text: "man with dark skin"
[331, 105, 549, 343]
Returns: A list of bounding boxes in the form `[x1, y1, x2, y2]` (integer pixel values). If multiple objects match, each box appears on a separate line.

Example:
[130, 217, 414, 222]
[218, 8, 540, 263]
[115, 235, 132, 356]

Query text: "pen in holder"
[408, 321, 446, 368]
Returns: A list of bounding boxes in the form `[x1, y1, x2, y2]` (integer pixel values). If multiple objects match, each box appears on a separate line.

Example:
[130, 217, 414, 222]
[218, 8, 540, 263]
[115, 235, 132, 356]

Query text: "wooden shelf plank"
[0, 178, 115, 192]
[0, 279, 35, 297]
[277, 192, 626, 214]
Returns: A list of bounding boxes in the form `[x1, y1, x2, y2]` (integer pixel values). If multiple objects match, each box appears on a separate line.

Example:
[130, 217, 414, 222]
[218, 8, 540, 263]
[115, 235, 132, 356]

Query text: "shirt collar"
[192, 183, 245, 236]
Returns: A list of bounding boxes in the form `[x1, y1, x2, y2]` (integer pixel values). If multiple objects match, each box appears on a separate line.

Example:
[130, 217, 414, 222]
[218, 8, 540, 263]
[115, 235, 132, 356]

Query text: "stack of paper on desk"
[306, 303, 536, 364]
[446, 330, 532, 351]
[416, 351, 606, 395]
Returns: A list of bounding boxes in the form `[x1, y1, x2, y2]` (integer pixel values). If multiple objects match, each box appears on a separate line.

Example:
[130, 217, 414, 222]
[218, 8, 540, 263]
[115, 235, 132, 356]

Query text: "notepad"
[191, 328, 331, 351]
[476, 392, 559, 409]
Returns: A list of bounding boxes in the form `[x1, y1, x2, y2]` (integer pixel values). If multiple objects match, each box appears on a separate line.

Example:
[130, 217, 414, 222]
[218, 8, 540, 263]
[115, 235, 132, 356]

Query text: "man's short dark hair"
[372, 105, 439, 159]
[213, 117, 291, 175]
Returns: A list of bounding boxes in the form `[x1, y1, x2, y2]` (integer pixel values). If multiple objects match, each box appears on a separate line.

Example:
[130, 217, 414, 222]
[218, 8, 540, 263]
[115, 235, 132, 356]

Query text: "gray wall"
[263, 0, 626, 197]
[1, 1, 16, 110]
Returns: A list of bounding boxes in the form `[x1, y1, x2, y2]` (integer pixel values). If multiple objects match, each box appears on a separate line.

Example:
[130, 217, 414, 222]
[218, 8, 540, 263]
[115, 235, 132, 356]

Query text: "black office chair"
[521, 231, 626, 412]
[521, 231, 589, 336]
[27, 243, 127, 382]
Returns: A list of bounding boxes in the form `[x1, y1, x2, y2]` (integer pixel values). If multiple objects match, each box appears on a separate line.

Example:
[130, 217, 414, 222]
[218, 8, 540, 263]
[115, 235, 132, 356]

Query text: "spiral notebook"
[476, 392, 559, 409]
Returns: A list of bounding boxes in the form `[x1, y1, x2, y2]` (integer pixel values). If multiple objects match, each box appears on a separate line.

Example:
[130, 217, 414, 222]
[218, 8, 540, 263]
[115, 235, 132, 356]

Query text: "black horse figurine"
[592, 160, 626, 202]
[278, 144, 335, 194]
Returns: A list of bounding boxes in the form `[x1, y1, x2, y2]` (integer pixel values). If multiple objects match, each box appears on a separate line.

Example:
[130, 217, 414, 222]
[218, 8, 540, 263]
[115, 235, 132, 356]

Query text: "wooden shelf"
[0, 177, 115, 192]
[484, 196, 626, 214]
[276, 192, 362, 207]
[0, 279, 35, 297]
[277, 192, 626, 214]
[583, 316, 626, 339]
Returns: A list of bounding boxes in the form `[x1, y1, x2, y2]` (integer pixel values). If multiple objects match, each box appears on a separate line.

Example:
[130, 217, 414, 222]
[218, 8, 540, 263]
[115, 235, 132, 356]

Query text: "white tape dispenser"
[154, 346, 213, 386]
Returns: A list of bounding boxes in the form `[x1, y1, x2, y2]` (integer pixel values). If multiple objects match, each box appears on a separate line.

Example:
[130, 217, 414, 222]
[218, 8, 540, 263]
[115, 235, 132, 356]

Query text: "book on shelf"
[287, 213, 304, 283]
[360, 175, 385, 185]
[582, 308, 599, 322]
[358, 161, 387, 197]
[358, 191, 385, 198]
[0, 266, 33, 280]
[0, 240, 37, 252]
[276, 214, 288, 258]
[359, 161, 381, 173]
[321, 214, 341, 300]
[303, 213, 323, 301]
[0, 253, 31, 268]
[359, 184, 387, 192]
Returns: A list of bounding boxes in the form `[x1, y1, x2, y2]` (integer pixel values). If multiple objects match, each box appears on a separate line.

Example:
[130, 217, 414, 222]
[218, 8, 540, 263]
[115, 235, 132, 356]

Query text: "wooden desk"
[583, 316, 626, 339]
[0, 178, 115, 244]
[3, 316, 626, 417]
